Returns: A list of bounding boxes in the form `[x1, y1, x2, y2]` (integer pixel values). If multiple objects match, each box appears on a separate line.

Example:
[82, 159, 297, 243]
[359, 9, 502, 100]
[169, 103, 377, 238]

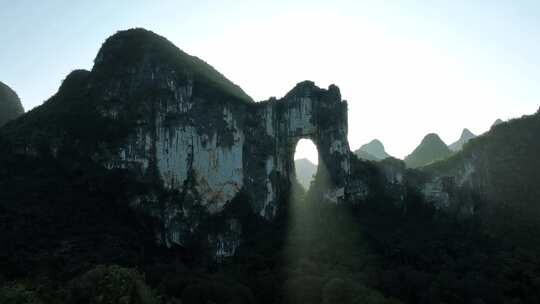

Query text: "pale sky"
[1, 0, 539, 163]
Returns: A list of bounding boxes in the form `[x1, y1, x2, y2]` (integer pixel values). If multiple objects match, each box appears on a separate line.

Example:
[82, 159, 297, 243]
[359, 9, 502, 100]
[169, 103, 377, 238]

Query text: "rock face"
[2, 29, 351, 254]
[96, 30, 351, 249]
[404, 133, 451, 168]
[356, 139, 391, 160]
[0, 81, 24, 126]
[449, 128, 476, 151]
[107, 77, 350, 221]
[294, 158, 317, 189]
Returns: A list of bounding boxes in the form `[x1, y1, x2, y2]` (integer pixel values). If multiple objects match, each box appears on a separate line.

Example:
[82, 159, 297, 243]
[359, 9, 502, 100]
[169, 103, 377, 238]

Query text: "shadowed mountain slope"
[426, 109, 540, 248]
[404, 133, 451, 168]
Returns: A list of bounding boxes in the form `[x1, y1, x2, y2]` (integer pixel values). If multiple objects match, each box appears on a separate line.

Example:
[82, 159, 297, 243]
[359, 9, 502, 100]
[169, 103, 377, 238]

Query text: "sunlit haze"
[2, 0, 539, 160]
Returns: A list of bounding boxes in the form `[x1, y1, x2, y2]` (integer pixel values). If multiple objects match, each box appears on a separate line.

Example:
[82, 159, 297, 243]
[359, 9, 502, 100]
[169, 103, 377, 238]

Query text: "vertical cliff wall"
[101, 69, 351, 252]
[246, 81, 351, 219]
[106, 77, 351, 221]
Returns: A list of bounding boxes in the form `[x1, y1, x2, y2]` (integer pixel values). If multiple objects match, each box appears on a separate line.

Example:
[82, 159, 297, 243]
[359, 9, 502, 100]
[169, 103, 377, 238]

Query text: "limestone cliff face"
[2, 29, 351, 256]
[97, 31, 351, 251]
[100, 73, 350, 220]
[253, 81, 351, 214]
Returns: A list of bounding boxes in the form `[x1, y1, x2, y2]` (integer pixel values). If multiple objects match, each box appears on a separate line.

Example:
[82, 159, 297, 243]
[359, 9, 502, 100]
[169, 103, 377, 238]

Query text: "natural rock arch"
[247, 81, 351, 219]
[0, 29, 353, 254]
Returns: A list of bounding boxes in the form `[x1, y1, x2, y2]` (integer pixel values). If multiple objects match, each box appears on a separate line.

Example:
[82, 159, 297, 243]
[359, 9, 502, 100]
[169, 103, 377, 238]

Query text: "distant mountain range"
[354, 139, 391, 161]
[449, 128, 476, 151]
[294, 158, 317, 189]
[0, 81, 24, 126]
[404, 133, 451, 168]
[355, 120, 506, 168]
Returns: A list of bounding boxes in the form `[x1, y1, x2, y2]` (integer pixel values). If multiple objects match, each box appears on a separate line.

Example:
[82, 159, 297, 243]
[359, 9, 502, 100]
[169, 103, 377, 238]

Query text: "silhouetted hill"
[449, 128, 476, 151]
[294, 158, 317, 189]
[95, 28, 253, 103]
[0, 81, 24, 126]
[404, 133, 451, 168]
[356, 139, 391, 160]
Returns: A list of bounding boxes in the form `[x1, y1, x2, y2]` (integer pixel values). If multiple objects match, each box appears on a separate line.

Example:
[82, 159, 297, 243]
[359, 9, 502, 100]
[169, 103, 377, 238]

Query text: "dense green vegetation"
[0, 143, 155, 279]
[1, 150, 539, 303]
[94, 28, 253, 103]
[3, 104, 539, 303]
[0, 70, 132, 159]
[427, 110, 540, 250]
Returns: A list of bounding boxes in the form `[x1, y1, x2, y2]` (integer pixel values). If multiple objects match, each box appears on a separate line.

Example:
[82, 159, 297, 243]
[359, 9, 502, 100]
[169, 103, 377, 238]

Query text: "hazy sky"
[1, 1, 539, 162]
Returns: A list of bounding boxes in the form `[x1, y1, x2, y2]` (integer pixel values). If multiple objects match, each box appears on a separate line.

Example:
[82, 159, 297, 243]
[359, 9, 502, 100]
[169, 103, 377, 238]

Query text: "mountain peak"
[449, 128, 477, 151]
[94, 28, 186, 65]
[294, 158, 318, 190]
[461, 128, 474, 138]
[364, 139, 384, 149]
[0, 81, 24, 127]
[405, 133, 451, 168]
[421, 133, 445, 145]
[94, 28, 253, 103]
[357, 139, 391, 160]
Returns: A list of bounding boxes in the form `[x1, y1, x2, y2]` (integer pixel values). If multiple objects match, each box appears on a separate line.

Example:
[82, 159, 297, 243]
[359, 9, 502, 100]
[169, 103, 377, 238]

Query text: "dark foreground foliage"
[1, 164, 539, 304]
[1, 117, 540, 303]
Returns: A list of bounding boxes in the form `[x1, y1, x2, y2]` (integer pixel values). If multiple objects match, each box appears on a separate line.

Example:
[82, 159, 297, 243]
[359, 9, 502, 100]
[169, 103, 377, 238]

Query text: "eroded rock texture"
[96, 33, 351, 252]
[106, 78, 351, 220]
[1, 29, 351, 256]
[249, 81, 351, 218]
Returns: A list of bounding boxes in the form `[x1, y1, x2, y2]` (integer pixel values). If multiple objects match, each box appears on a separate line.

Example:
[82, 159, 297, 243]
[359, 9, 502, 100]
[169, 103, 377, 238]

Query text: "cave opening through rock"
[293, 138, 319, 191]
